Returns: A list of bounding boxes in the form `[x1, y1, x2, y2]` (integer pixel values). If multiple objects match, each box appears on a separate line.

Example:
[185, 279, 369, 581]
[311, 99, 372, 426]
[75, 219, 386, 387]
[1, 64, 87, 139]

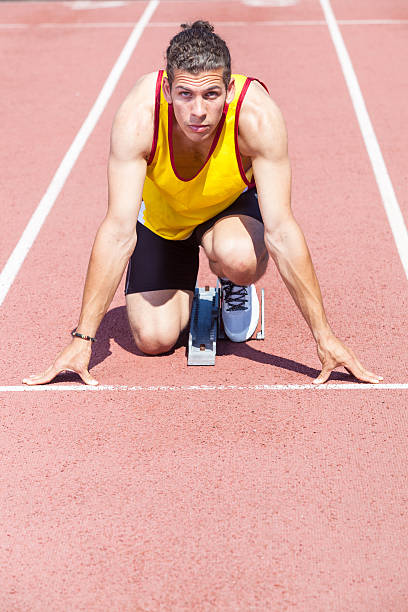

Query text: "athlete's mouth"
[188, 124, 210, 133]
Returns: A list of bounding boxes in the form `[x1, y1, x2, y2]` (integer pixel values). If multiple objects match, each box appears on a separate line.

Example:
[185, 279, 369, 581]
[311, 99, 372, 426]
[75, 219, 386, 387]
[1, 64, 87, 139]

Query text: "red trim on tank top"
[147, 70, 163, 165]
[168, 101, 229, 182]
[253, 78, 269, 94]
[234, 77, 269, 187]
[234, 77, 255, 187]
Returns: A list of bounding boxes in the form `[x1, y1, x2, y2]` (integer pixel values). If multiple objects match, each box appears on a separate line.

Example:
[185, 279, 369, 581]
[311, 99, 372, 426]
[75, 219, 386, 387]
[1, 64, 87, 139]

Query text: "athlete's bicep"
[243, 98, 293, 234]
[106, 152, 147, 238]
[252, 153, 292, 235]
[104, 92, 153, 239]
[239, 86, 293, 233]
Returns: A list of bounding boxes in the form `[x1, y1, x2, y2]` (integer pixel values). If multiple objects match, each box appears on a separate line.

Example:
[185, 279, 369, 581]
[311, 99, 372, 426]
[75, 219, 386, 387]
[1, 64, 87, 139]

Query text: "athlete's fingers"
[368, 372, 383, 380]
[350, 370, 382, 383]
[344, 361, 382, 384]
[22, 362, 96, 386]
[23, 366, 98, 386]
[345, 365, 383, 381]
[22, 365, 62, 385]
[78, 369, 99, 386]
[344, 350, 384, 379]
[313, 366, 333, 385]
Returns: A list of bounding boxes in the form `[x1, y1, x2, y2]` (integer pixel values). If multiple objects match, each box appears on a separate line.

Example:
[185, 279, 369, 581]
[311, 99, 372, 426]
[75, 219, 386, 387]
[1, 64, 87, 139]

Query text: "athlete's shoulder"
[238, 79, 288, 160]
[110, 71, 160, 161]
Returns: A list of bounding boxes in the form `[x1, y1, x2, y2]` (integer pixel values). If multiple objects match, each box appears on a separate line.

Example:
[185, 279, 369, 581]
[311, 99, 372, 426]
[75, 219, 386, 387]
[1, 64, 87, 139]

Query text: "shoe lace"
[221, 280, 248, 311]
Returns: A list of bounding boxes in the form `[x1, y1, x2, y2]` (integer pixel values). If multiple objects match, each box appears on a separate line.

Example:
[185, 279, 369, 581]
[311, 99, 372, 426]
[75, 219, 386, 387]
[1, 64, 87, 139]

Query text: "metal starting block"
[187, 283, 265, 366]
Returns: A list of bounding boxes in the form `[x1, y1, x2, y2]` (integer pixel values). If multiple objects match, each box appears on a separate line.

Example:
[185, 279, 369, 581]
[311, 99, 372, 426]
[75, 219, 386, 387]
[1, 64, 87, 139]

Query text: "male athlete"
[23, 21, 382, 386]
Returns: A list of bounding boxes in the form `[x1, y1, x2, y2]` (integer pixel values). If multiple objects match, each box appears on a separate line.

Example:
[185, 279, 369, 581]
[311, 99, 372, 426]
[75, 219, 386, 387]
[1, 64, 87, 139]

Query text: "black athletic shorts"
[124, 187, 263, 295]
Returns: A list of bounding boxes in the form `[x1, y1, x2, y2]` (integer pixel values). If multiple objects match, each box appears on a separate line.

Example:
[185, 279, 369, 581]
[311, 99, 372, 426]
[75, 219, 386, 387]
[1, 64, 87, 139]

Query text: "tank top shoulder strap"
[147, 69, 164, 165]
[146, 71, 269, 169]
[231, 75, 269, 187]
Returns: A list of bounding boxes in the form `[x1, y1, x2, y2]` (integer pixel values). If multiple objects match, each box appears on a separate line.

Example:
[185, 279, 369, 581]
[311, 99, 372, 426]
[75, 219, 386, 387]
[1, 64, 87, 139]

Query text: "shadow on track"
[52, 306, 355, 384]
[217, 340, 353, 382]
[89, 306, 188, 368]
[50, 306, 186, 385]
[94, 306, 353, 382]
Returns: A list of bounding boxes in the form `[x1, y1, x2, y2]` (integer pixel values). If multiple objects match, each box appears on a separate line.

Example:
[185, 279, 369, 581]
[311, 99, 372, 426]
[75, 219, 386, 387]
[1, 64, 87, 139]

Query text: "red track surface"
[1, 1, 407, 609]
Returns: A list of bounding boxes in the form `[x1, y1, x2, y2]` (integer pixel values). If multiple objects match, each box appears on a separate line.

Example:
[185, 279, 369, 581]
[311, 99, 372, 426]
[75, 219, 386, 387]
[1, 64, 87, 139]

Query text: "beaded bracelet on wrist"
[71, 328, 96, 343]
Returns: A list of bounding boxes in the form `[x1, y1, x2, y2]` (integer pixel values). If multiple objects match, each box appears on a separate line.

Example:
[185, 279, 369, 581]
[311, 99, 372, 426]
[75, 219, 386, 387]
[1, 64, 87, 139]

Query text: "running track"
[1, 0, 407, 609]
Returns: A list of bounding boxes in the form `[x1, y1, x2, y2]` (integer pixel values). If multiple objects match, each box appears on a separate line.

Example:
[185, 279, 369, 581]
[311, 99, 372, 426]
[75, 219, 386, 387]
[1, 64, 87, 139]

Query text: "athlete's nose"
[191, 96, 206, 121]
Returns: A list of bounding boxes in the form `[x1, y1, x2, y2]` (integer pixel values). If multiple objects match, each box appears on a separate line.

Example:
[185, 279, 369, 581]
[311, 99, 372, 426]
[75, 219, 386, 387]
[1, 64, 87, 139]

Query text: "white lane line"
[39, 21, 135, 28]
[2, 20, 408, 30]
[338, 19, 408, 25]
[67, 0, 128, 9]
[0, 383, 406, 392]
[0, 24, 29, 29]
[0, 21, 326, 29]
[148, 20, 327, 27]
[320, 0, 408, 281]
[0, 0, 159, 308]
[241, 0, 297, 5]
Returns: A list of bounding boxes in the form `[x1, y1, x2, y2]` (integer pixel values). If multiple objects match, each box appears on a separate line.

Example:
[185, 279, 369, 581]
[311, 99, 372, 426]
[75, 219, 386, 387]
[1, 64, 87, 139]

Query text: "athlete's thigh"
[124, 221, 198, 352]
[125, 222, 199, 295]
[201, 214, 266, 262]
[197, 188, 266, 262]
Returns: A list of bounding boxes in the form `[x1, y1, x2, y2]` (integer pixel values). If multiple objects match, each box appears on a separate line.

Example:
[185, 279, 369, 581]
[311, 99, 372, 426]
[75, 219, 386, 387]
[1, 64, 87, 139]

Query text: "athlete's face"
[163, 68, 235, 142]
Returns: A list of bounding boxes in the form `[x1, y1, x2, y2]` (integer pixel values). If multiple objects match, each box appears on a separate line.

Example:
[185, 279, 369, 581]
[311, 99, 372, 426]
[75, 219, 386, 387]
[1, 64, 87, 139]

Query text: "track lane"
[0, 1, 147, 272]
[331, 0, 408, 21]
[1, 390, 408, 610]
[1, 1, 408, 610]
[1, 12, 404, 386]
[0, 0, 148, 25]
[152, 0, 323, 23]
[334, 9, 408, 229]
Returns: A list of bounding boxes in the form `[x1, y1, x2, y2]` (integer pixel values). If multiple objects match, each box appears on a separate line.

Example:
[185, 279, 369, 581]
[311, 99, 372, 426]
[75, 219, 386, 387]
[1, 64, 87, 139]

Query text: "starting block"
[187, 282, 265, 366]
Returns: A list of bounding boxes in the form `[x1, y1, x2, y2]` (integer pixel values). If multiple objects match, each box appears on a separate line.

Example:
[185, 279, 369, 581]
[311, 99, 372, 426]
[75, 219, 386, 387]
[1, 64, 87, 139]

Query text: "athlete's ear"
[226, 78, 235, 104]
[163, 77, 172, 104]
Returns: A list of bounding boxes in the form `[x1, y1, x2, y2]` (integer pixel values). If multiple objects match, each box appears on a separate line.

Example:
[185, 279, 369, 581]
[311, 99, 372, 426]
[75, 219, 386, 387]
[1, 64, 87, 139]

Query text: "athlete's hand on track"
[313, 334, 383, 385]
[22, 339, 98, 386]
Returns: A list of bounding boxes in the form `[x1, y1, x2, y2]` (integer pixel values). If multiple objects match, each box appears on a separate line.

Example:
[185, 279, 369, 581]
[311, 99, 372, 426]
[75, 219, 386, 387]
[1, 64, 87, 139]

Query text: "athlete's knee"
[131, 324, 179, 356]
[214, 237, 255, 269]
[214, 238, 261, 284]
[133, 330, 177, 355]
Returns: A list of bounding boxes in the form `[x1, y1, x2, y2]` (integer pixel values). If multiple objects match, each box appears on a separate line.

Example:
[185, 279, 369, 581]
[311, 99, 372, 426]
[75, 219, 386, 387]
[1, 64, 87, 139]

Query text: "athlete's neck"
[171, 109, 218, 156]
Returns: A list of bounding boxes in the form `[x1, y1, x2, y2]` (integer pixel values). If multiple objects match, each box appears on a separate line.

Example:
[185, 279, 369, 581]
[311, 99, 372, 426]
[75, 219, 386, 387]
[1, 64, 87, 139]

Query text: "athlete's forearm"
[264, 219, 333, 344]
[76, 219, 136, 336]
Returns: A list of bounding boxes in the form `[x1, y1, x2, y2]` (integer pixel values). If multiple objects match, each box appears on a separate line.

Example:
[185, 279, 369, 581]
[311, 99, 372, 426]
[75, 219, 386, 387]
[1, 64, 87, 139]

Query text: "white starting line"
[0, 383, 407, 392]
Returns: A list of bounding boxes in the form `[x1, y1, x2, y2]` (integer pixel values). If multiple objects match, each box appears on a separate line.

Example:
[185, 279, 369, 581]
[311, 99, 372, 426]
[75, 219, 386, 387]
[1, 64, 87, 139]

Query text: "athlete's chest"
[171, 131, 251, 181]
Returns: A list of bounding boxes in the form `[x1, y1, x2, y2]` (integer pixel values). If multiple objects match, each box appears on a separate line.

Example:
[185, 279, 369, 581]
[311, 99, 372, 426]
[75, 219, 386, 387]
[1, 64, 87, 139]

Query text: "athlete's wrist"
[70, 335, 94, 350]
[314, 325, 335, 347]
[71, 328, 96, 343]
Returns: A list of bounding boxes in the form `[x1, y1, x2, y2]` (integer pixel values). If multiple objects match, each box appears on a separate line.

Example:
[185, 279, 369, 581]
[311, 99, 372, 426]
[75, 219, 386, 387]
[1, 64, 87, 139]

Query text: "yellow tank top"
[139, 71, 258, 240]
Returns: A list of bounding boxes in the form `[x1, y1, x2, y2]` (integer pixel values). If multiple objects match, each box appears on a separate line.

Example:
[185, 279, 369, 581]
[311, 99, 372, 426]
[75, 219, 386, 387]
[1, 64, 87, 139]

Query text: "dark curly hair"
[166, 21, 231, 90]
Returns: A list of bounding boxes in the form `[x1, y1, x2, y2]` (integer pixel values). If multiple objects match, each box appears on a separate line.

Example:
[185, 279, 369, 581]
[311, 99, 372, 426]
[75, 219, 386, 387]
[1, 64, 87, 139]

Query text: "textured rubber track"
[1, 0, 407, 610]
